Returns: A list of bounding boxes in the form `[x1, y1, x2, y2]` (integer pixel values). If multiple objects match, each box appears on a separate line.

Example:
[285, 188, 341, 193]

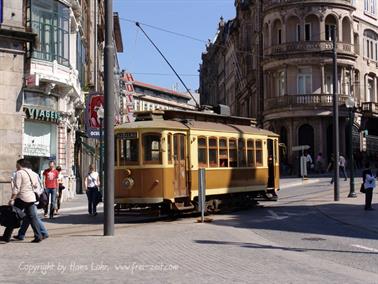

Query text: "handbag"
[95, 187, 103, 205]
[360, 183, 366, 194]
[59, 183, 65, 191]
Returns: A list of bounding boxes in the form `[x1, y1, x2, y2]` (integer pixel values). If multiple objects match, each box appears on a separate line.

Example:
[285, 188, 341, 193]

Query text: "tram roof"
[115, 110, 278, 137]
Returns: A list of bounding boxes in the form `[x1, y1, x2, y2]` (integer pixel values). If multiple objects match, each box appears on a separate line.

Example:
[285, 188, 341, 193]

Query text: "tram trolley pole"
[198, 168, 206, 223]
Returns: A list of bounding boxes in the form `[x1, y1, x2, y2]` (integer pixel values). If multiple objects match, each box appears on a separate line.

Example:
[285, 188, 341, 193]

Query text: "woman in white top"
[84, 164, 100, 216]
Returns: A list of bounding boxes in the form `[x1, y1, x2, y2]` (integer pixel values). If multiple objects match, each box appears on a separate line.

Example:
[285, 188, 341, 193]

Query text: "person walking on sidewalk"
[55, 166, 65, 215]
[14, 160, 48, 241]
[84, 164, 100, 216]
[43, 161, 59, 219]
[339, 155, 348, 181]
[362, 162, 375, 211]
[1, 159, 42, 243]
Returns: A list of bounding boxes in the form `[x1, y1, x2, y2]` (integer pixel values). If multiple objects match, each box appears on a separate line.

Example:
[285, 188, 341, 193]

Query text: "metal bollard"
[198, 168, 206, 223]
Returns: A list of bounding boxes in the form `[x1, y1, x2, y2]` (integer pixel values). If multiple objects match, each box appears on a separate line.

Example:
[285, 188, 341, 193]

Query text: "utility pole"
[332, 26, 340, 201]
[104, 0, 115, 236]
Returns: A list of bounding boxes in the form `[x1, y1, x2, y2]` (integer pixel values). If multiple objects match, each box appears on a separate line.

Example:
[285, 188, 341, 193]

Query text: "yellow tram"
[114, 109, 280, 213]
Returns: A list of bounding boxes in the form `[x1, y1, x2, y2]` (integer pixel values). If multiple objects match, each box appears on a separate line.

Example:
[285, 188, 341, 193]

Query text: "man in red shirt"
[43, 161, 59, 219]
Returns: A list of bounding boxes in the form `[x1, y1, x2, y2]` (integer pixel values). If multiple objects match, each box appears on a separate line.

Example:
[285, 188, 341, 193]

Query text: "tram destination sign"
[116, 132, 138, 139]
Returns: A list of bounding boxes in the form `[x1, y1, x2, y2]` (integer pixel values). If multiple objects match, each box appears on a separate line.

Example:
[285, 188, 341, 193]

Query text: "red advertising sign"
[85, 93, 104, 139]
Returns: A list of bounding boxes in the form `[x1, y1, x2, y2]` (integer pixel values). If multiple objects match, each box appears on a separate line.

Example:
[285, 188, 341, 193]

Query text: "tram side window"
[198, 137, 207, 168]
[229, 139, 237, 167]
[143, 134, 161, 164]
[219, 138, 228, 167]
[167, 133, 172, 164]
[238, 138, 247, 167]
[247, 139, 255, 167]
[256, 140, 263, 166]
[120, 138, 139, 165]
[209, 137, 218, 167]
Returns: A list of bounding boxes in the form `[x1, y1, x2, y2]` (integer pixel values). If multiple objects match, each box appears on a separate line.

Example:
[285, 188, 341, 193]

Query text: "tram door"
[267, 139, 275, 189]
[173, 134, 188, 197]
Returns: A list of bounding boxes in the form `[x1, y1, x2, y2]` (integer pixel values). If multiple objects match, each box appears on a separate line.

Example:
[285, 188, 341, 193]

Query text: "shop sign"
[24, 107, 61, 123]
[23, 143, 50, 157]
[85, 92, 104, 139]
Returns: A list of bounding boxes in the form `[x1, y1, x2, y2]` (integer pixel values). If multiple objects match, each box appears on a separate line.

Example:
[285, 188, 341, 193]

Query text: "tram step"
[173, 203, 195, 211]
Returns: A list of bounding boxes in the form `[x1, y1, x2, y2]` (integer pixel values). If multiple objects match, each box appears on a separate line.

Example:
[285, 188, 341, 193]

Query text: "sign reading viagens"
[24, 107, 61, 123]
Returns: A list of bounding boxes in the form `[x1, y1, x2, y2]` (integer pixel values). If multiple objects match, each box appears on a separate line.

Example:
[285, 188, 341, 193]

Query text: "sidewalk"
[313, 185, 378, 234]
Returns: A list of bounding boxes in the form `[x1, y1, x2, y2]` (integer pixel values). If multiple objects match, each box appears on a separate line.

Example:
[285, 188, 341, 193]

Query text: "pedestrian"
[362, 162, 375, 211]
[84, 164, 100, 216]
[43, 161, 59, 219]
[316, 152, 324, 174]
[305, 152, 313, 175]
[339, 155, 348, 181]
[55, 166, 65, 215]
[14, 160, 48, 241]
[1, 159, 42, 243]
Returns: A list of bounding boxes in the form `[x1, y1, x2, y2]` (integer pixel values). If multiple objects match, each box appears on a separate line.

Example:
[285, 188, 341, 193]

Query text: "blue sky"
[114, 0, 235, 92]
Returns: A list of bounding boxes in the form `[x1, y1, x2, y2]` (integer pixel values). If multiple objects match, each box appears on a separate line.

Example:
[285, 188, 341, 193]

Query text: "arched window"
[363, 29, 378, 61]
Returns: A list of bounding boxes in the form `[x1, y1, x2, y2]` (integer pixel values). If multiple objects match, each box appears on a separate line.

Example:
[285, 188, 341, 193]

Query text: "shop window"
[24, 91, 58, 110]
[198, 137, 207, 167]
[143, 134, 161, 164]
[77, 33, 86, 86]
[167, 133, 172, 164]
[219, 138, 228, 167]
[28, 0, 70, 66]
[247, 139, 255, 167]
[238, 138, 247, 167]
[119, 138, 139, 165]
[256, 140, 263, 166]
[229, 139, 237, 167]
[209, 137, 218, 167]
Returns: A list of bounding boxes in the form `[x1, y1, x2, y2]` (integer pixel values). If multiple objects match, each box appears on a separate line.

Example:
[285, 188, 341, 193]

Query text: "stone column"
[285, 64, 288, 95]
[320, 64, 325, 94]
[320, 17, 325, 41]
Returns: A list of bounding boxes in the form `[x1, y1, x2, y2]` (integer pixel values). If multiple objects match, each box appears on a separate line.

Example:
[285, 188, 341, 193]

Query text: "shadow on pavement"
[209, 203, 378, 240]
[194, 240, 378, 255]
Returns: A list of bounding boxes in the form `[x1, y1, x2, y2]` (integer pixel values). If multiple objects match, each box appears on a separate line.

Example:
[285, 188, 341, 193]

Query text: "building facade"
[200, 0, 378, 170]
[0, 0, 124, 203]
[120, 74, 195, 123]
[0, 0, 36, 204]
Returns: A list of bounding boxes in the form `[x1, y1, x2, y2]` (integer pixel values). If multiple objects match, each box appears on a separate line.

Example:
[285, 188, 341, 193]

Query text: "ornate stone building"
[200, 0, 263, 120]
[200, 0, 378, 168]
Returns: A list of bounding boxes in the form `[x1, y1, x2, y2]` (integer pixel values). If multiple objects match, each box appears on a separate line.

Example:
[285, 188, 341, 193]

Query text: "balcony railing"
[265, 94, 349, 112]
[264, 0, 353, 10]
[265, 41, 355, 57]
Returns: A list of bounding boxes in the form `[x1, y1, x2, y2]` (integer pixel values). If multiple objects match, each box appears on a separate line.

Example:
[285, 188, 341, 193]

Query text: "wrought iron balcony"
[264, 94, 349, 112]
[265, 41, 355, 57]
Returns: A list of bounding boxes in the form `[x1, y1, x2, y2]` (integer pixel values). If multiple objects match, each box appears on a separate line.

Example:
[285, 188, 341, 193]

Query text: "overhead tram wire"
[135, 21, 200, 109]
[121, 17, 334, 60]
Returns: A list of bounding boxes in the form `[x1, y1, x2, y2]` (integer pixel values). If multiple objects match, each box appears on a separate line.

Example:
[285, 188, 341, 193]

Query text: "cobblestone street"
[1, 178, 378, 283]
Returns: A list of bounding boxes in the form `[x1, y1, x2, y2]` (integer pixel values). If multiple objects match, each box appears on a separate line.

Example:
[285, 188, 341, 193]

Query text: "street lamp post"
[97, 105, 104, 195]
[332, 26, 340, 201]
[104, 0, 115, 236]
[345, 96, 357, 198]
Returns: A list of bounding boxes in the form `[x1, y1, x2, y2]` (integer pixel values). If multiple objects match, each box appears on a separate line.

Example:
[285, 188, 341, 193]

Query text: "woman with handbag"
[84, 164, 100, 216]
[362, 162, 375, 211]
[55, 166, 65, 215]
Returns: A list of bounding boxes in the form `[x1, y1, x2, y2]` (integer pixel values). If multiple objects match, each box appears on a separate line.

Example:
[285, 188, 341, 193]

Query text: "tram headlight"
[122, 177, 135, 190]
